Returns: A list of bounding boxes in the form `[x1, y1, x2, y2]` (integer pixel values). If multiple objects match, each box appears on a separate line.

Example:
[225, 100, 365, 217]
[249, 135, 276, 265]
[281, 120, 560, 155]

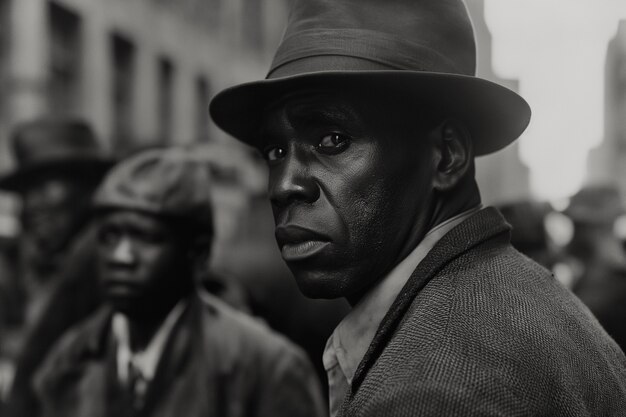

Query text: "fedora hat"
[0, 118, 114, 192]
[210, 0, 531, 156]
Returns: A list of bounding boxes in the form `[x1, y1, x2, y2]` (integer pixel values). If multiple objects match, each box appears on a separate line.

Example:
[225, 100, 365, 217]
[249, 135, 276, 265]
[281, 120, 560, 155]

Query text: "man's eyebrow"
[287, 101, 360, 128]
[258, 97, 364, 145]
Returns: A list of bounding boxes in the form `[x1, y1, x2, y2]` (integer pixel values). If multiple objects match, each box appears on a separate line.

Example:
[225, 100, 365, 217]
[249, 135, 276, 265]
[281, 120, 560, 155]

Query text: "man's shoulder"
[192, 291, 325, 414]
[41, 306, 110, 360]
[195, 291, 309, 362]
[414, 244, 623, 369]
[33, 306, 111, 392]
[349, 246, 626, 415]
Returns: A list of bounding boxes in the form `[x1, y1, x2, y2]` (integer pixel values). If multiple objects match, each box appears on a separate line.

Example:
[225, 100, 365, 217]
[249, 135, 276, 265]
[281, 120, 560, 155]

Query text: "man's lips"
[102, 278, 143, 296]
[275, 225, 331, 262]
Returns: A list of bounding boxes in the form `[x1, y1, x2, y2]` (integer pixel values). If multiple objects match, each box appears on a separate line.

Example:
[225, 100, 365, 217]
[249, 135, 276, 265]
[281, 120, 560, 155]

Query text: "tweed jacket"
[340, 207, 626, 417]
[33, 293, 325, 417]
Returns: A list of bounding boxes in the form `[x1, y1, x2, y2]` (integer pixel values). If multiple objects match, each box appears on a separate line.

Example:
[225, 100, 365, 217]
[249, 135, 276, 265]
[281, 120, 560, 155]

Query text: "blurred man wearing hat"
[565, 185, 626, 352]
[0, 118, 112, 415]
[32, 149, 324, 417]
[210, 0, 626, 415]
[0, 119, 112, 285]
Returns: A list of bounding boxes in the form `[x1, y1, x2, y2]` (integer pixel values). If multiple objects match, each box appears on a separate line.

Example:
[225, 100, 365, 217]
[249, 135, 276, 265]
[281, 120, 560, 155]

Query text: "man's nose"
[269, 150, 320, 208]
[110, 237, 136, 266]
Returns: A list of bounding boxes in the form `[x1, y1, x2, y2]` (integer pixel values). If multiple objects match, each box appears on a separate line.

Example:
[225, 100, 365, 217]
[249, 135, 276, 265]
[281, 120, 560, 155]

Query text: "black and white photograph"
[0, 0, 625, 416]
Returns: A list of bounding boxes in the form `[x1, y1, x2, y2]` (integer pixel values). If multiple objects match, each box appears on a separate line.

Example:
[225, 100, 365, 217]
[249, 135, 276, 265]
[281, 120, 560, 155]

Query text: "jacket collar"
[348, 207, 511, 394]
[83, 307, 114, 358]
[324, 206, 482, 386]
[67, 292, 214, 361]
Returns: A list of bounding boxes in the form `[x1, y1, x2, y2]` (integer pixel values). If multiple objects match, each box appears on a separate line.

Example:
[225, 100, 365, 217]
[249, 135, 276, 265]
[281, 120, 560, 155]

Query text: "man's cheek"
[343, 196, 388, 253]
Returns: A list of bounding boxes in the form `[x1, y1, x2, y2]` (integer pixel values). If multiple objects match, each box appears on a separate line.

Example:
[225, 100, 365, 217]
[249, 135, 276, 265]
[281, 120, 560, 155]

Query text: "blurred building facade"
[0, 1, 351, 383]
[0, 0, 287, 151]
[588, 20, 626, 199]
[0, 0, 289, 257]
[0, 0, 534, 246]
[465, 0, 531, 205]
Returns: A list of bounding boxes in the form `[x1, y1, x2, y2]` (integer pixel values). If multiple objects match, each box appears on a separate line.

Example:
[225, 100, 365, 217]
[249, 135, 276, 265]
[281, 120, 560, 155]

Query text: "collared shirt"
[322, 206, 482, 417]
[112, 300, 187, 402]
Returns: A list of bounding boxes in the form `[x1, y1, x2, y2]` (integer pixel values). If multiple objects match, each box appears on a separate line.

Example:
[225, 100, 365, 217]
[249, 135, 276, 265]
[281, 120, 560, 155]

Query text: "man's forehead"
[266, 89, 360, 116]
[260, 89, 374, 138]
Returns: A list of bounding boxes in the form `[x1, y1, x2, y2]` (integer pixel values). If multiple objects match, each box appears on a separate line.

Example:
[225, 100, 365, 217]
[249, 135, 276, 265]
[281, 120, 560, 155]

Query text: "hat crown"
[209, 0, 530, 157]
[566, 185, 625, 224]
[93, 149, 213, 233]
[269, 0, 476, 78]
[12, 118, 104, 166]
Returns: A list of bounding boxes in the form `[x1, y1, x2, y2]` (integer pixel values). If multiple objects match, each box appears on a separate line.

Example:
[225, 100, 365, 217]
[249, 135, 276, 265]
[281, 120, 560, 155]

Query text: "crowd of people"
[0, 0, 625, 415]
[0, 121, 327, 417]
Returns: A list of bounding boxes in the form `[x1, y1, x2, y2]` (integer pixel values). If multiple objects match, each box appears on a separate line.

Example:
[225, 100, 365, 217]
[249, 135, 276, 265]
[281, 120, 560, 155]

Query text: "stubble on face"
[262, 90, 437, 303]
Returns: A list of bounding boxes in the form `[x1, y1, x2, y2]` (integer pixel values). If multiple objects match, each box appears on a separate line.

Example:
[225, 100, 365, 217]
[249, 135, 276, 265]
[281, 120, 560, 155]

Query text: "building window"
[242, 0, 263, 50]
[195, 76, 210, 142]
[205, 0, 222, 29]
[157, 57, 174, 144]
[0, 0, 8, 113]
[110, 33, 135, 151]
[48, 2, 82, 115]
[0, 0, 7, 65]
[150, 0, 221, 31]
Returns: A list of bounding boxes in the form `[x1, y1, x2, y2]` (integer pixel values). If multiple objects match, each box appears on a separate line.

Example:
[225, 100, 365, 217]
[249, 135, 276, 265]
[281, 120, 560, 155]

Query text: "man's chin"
[290, 267, 350, 300]
[106, 294, 148, 319]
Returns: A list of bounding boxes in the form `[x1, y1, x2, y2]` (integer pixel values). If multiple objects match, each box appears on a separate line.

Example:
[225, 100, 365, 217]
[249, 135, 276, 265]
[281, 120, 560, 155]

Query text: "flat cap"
[93, 148, 213, 236]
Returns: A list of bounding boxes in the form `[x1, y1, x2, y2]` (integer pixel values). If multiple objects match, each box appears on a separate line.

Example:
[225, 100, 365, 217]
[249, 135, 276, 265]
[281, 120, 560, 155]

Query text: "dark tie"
[127, 361, 148, 411]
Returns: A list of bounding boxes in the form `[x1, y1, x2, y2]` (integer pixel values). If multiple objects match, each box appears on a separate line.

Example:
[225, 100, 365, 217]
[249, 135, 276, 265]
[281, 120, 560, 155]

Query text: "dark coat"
[340, 208, 626, 417]
[33, 293, 325, 417]
[576, 263, 626, 353]
[5, 226, 102, 417]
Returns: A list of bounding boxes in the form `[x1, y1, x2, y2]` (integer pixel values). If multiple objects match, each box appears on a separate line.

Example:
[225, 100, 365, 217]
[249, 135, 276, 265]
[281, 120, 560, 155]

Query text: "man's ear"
[429, 119, 474, 192]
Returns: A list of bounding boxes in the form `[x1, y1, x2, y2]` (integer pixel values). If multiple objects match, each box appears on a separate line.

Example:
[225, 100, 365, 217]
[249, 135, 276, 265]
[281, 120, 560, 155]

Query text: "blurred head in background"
[564, 185, 626, 268]
[498, 201, 552, 266]
[92, 148, 214, 322]
[0, 118, 112, 281]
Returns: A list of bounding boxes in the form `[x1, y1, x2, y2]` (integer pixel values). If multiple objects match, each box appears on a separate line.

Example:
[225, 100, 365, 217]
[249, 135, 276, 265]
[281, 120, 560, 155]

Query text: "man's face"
[20, 176, 94, 274]
[96, 210, 188, 318]
[261, 91, 436, 300]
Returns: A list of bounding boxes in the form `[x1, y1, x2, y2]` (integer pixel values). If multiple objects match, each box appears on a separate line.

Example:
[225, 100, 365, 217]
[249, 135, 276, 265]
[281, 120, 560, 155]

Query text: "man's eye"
[318, 133, 350, 152]
[98, 228, 120, 246]
[264, 146, 286, 162]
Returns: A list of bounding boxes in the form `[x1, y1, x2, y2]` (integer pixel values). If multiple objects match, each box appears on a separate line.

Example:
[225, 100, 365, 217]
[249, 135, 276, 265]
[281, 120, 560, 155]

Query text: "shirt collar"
[113, 300, 187, 383]
[323, 205, 482, 384]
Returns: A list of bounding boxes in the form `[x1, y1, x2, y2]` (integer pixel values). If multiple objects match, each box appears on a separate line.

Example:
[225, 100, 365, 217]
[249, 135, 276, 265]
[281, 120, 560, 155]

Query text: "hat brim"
[210, 70, 531, 156]
[0, 157, 115, 192]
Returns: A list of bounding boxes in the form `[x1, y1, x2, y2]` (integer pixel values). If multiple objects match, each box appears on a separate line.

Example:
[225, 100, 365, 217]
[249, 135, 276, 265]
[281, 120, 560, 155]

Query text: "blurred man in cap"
[565, 185, 626, 352]
[210, 0, 626, 415]
[33, 149, 324, 417]
[0, 118, 112, 414]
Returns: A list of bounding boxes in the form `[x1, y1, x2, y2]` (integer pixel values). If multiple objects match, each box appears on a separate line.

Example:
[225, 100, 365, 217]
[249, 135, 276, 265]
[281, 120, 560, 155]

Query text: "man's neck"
[125, 297, 183, 352]
[346, 186, 481, 307]
[427, 180, 481, 232]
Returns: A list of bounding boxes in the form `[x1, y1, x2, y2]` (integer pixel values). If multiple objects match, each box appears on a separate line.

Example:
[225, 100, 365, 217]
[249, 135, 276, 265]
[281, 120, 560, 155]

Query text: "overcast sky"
[485, 0, 626, 201]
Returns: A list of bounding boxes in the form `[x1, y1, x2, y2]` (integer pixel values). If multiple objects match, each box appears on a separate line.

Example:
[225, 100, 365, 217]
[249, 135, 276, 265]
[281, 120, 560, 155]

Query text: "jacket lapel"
[138, 295, 229, 417]
[138, 299, 196, 417]
[348, 208, 511, 396]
